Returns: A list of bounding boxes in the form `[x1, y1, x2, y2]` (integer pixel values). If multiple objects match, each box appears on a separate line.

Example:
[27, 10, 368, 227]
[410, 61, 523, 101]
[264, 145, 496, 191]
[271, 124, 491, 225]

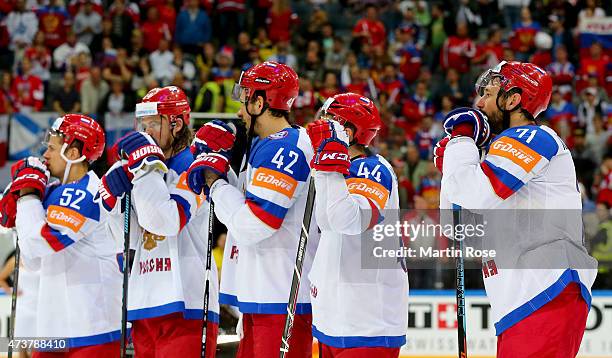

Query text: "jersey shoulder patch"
[492, 125, 559, 162]
[167, 148, 194, 175]
[44, 174, 99, 231]
[250, 130, 309, 182]
[347, 156, 393, 209]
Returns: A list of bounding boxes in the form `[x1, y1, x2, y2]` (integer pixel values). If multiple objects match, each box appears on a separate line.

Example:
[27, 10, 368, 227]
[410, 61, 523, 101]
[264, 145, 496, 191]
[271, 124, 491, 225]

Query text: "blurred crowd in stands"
[0, 0, 611, 286]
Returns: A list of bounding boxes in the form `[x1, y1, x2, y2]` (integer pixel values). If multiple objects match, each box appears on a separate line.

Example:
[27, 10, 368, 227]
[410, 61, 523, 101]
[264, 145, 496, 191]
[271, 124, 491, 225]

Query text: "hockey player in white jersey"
[306, 93, 408, 358]
[98, 86, 219, 357]
[436, 61, 598, 357]
[186, 61, 316, 358]
[3, 114, 122, 357]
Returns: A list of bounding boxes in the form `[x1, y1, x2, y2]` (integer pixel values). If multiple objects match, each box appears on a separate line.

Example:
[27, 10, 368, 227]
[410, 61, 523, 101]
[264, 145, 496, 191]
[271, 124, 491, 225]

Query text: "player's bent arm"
[15, 196, 87, 257]
[209, 180, 276, 245]
[131, 171, 183, 237]
[314, 171, 381, 236]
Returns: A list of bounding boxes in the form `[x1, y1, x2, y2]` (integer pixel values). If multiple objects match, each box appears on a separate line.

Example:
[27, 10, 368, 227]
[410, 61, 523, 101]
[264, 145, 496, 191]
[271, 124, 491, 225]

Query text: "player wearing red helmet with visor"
[186, 61, 318, 358]
[99, 85, 221, 357]
[306, 93, 408, 358]
[437, 62, 597, 357]
[1, 114, 123, 357]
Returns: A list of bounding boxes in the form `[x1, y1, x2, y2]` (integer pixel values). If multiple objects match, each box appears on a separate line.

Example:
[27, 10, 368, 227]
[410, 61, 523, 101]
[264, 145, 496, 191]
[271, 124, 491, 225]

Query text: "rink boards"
[0, 290, 610, 357]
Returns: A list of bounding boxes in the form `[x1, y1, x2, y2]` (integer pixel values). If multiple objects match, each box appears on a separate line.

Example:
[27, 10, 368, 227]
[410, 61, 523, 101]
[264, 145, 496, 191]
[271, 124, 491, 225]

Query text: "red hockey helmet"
[319, 93, 382, 147]
[47, 114, 105, 163]
[232, 61, 299, 111]
[136, 86, 191, 125]
[476, 61, 552, 119]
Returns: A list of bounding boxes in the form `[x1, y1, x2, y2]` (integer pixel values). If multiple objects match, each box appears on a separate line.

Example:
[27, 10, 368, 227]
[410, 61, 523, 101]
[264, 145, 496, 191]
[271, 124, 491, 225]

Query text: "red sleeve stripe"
[481, 160, 524, 200]
[170, 194, 191, 231]
[246, 199, 283, 229]
[366, 198, 381, 230]
[41, 224, 75, 252]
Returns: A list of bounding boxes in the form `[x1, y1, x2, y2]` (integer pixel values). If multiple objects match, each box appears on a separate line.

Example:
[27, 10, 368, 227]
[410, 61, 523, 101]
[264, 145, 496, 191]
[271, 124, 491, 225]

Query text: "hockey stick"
[280, 177, 316, 358]
[453, 204, 467, 358]
[120, 193, 131, 358]
[8, 234, 20, 358]
[201, 201, 214, 358]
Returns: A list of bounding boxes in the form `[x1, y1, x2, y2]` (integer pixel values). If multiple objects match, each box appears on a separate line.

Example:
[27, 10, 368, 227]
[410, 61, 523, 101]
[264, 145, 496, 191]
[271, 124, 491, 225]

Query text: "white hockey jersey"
[440, 124, 598, 335]
[15, 171, 122, 347]
[309, 154, 409, 348]
[103, 148, 219, 324]
[212, 126, 318, 314]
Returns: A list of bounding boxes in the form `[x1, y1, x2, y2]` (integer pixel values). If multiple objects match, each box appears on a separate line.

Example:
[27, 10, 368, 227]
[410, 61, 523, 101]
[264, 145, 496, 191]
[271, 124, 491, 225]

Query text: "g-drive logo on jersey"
[346, 177, 389, 209]
[47, 205, 85, 233]
[252, 167, 297, 198]
[489, 137, 542, 172]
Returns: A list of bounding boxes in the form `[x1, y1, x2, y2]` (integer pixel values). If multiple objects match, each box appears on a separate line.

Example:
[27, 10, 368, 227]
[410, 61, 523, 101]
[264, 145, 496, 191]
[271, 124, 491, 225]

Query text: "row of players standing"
[0, 59, 599, 358]
[0, 60, 408, 358]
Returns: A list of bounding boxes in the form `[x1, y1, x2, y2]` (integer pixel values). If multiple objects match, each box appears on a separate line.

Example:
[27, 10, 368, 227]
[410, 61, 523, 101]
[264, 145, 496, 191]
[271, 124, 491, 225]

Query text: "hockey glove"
[186, 152, 230, 195]
[0, 185, 17, 228]
[99, 160, 133, 212]
[10, 157, 49, 199]
[443, 107, 492, 148]
[191, 120, 236, 157]
[115, 131, 168, 176]
[307, 120, 350, 175]
[433, 136, 450, 174]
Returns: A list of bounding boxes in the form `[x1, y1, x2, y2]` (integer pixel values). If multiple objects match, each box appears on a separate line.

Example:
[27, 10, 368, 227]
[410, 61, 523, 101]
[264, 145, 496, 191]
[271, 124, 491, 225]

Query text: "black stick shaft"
[120, 194, 131, 358]
[8, 237, 20, 358]
[201, 201, 214, 357]
[280, 177, 316, 358]
[453, 206, 467, 358]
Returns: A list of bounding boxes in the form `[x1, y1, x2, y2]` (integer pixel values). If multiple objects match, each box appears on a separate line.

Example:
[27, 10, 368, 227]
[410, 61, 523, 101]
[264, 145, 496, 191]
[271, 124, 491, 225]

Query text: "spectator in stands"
[141, 6, 171, 53]
[473, 26, 504, 70]
[53, 29, 90, 71]
[586, 113, 610, 163]
[170, 46, 196, 93]
[73, 0, 102, 46]
[425, 2, 449, 71]
[52, 71, 80, 115]
[390, 25, 422, 85]
[499, 0, 527, 30]
[267, 0, 297, 44]
[211, 47, 234, 81]
[509, 7, 540, 61]
[548, 15, 575, 61]
[435, 68, 472, 108]
[545, 87, 576, 146]
[98, 78, 134, 120]
[37, 0, 72, 49]
[5, 0, 38, 65]
[0, 72, 14, 114]
[107, 0, 135, 49]
[216, 0, 246, 45]
[414, 115, 442, 160]
[157, 0, 177, 34]
[131, 57, 156, 99]
[440, 22, 476, 75]
[578, 87, 607, 136]
[11, 57, 44, 113]
[352, 4, 387, 51]
[24, 31, 51, 85]
[401, 80, 434, 135]
[317, 72, 339, 101]
[127, 29, 146, 69]
[149, 39, 174, 86]
[267, 41, 297, 69]
[89, 16, 117, 56]
[253, 27, 275, 60]
[234, 32, 253, 69]
[577, 0, 606, 29]
[80, 65, 108, 115]
[578, 42, 608, 91]
[547, 45, 575, 99]
[324, 36, 346, 74]
[433, 95, 453, 123]
[102, 47, 132, 88]
[404, 143, 428, 199]
[193, 68, 222, 119]
[175, 0, 211, 55]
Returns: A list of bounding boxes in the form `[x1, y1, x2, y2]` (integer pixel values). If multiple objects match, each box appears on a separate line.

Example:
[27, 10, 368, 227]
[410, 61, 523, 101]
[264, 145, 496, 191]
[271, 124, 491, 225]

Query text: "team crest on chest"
[143, 230, 166, 251]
